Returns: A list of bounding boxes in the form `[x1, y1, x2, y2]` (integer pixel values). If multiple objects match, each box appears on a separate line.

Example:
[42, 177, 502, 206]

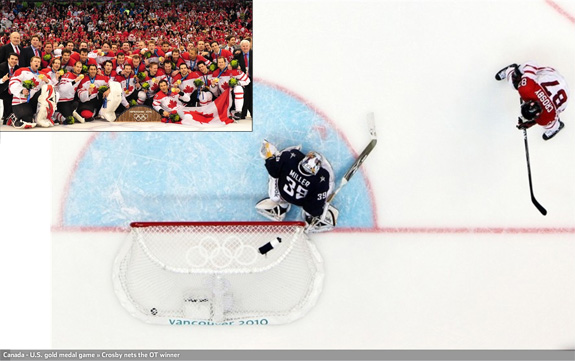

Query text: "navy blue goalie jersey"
[265, 148, 334, 217]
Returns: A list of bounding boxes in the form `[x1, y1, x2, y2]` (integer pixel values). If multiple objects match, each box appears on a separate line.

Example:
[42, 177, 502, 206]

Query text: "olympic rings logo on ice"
[185, 236, 259, 269]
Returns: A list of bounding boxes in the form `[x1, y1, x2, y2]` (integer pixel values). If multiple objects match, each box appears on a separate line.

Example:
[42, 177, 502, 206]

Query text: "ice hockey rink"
[1, 0, 575, 351]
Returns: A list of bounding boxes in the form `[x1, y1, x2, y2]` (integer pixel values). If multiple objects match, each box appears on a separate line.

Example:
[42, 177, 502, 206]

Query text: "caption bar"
[1, 350, 575, 361]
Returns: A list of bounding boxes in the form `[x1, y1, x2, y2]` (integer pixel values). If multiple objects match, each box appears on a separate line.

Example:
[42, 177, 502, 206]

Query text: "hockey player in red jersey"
[256, 140, 339, 233]
[495, 61, 569, 140]
[184, 47, 212, 72]
[91, 42, 116, 69]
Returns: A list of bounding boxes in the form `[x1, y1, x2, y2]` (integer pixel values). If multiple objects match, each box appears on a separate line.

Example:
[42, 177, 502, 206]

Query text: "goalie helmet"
[299, 152, 322, 176]
[521, 100, 541, 121]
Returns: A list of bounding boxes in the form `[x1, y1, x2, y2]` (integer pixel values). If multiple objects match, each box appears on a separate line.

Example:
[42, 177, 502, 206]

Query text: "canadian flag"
[180, 88, 233, 125]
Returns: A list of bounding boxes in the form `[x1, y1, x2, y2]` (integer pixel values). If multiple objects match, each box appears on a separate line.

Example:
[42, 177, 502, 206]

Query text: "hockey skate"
[255, 198, 290, 221]
[5, 113, 17, 126]
[542, 120, 564, 141]
[495, 63, 518, 81]
[231, 111, 242, 123]
[11, 118, 36, 129]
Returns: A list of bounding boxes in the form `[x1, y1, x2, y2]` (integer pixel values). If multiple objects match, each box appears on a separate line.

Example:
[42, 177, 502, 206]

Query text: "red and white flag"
[180, 88, 233, 125]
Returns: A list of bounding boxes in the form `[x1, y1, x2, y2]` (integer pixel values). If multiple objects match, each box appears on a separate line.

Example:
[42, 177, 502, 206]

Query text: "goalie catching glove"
[260, 139, 279, 159]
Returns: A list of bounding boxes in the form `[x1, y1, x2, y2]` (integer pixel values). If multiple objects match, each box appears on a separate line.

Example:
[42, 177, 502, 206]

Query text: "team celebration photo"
[0, 0, 253, 130]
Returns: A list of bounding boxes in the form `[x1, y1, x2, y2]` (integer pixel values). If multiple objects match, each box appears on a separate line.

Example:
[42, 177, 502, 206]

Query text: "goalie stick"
[522, 128, 547, 216]
[305, 112, 378, 232]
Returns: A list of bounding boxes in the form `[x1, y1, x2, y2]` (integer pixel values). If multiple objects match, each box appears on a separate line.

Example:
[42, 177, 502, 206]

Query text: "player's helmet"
[299, 152, 322, 176]
[521, 100, 541, 121]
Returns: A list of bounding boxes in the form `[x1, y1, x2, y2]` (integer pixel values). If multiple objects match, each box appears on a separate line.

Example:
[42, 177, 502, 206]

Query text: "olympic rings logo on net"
[185, 236, 259, 268]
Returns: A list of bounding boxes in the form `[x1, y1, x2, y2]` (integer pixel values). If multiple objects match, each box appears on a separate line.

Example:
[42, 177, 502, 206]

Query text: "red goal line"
[334, 226, 575, 234]
[50, 225, 575, 235]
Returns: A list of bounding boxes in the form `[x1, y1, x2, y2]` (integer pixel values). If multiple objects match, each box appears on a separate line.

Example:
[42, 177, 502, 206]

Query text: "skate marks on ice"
[55, 82, 376, 231]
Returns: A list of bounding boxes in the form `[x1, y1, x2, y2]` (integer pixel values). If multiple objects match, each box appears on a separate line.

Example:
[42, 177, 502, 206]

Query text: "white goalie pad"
[304, 205, 339, 234]
[255, 198, 290, 221]
[35, 84, 57, 127]
[113, 221, 324, 326]
[99, 81, 122, 122]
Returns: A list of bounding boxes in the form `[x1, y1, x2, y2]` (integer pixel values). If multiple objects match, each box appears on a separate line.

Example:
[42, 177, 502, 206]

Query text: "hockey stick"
[327, 112, 377, 203]
[522, 128, 547, 216]
[305, 112, 378, 232]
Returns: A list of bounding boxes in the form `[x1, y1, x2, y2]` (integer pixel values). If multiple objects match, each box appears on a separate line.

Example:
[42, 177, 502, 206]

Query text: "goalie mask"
[521, 100, 541, 121]
[299, 152, 322, 176]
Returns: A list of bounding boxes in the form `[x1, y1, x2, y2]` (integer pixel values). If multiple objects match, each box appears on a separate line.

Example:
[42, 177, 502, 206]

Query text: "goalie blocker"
[256, 140, 338, 233]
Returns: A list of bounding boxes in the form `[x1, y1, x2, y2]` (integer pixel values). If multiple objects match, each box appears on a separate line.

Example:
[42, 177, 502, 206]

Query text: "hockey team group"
[0, 33, 252, 128]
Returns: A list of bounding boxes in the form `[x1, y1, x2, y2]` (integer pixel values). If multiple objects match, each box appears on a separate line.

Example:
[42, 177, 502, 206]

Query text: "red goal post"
[113, 221, 324, 325]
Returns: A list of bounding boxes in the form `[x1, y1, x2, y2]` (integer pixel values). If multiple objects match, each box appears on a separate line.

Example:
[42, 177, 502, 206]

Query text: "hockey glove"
[516, 117, 536, 130]
[260, 140, 279, 159]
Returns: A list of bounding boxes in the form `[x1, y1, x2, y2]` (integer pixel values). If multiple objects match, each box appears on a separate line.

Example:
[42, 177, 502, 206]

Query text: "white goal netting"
[113, 221, 324, 325]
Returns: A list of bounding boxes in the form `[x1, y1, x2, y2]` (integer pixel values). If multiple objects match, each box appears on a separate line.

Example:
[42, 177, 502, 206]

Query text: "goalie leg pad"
[99, 81, 122, 122]
[255, 198, 290, 221]
[267, 177, 291, 208]
[35, 84, 56, 127]
[304, 205, 339, 233]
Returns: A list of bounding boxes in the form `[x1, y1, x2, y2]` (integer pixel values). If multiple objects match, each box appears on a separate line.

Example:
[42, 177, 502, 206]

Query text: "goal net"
[113, 221, 324, 325]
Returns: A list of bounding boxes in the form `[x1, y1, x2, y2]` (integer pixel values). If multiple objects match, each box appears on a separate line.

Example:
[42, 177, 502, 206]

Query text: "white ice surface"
[1, 0, 575, 350]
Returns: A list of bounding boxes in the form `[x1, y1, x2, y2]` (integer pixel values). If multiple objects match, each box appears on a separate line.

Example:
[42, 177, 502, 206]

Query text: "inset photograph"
[0, 0, 253, 131]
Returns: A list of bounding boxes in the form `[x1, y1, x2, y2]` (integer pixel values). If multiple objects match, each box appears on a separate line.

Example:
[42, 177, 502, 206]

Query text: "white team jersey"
[519, 61, 570, 113]
[9, 67, 52, 105]
[57, 72, 83, 102]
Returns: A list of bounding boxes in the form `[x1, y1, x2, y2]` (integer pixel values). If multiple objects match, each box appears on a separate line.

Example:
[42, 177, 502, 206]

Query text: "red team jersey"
[518, 62, 569, 126]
